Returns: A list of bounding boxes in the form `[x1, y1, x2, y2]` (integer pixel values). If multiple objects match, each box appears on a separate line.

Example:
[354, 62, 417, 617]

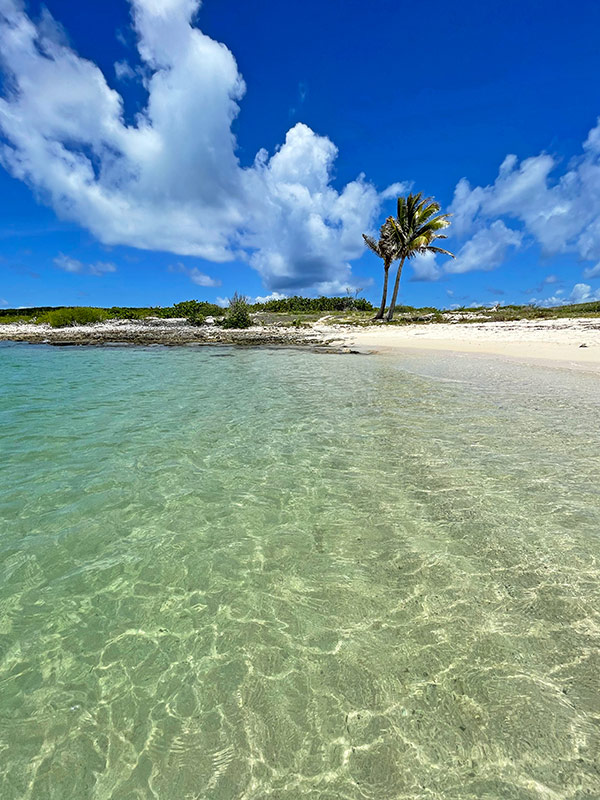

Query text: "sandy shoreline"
[319, 318, 600, 373]
[2, 317, 600, 372]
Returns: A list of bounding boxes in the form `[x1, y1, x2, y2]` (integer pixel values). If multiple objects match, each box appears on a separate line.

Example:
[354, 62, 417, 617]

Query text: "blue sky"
[1, 0, 600, 309]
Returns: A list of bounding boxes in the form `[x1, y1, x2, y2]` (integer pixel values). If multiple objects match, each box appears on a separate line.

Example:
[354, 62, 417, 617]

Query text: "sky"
[1, 0, 600, 310]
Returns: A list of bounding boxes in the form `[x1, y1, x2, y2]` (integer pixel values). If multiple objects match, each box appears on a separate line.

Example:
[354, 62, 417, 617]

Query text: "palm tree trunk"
[386, 257, 406, 321]
[373, 259, 391, 319]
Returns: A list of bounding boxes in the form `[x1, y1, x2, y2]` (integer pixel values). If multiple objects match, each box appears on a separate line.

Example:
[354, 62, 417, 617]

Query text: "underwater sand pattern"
[0, 343, 599, 799]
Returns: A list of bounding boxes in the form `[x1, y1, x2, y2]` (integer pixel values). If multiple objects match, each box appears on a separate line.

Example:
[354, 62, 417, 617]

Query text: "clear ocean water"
[0, 342, 599, 800]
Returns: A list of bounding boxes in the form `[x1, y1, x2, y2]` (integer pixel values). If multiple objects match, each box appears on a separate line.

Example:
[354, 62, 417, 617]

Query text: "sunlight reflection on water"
[0, 343, 599, 799]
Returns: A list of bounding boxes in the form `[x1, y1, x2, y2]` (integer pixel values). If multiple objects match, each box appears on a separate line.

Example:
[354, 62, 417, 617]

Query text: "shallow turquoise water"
[0, 342, 599, 800]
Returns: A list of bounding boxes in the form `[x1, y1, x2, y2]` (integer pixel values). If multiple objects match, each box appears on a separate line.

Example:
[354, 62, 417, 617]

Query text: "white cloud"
[569, 283, 599, 304]
[0, 0, 400, 293]
[54, 254, 116, 276]
[114, 60, 136, 81]
[409, 251, 442, 281]
[380, 181, 410, 200]
[448, 118, 600, 275]
[445, 220, 522, 274]
[168, 262, 221, 286]
[215, 296, 229, 307]
[583, 262, 600, 279]
[253, 291, 288, 303]
[0, 297, 8, 306]
[530, 282, 600, 307]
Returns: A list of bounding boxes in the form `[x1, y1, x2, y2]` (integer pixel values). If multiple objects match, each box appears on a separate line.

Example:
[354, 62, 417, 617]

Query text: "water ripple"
[0, 344, 599, 799]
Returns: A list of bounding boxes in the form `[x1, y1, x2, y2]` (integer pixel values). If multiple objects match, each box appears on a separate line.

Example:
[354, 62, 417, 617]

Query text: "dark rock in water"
[312, 346, 365, 355]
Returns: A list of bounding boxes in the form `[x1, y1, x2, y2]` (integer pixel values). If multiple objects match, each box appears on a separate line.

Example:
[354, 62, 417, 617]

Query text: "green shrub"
[221, 292, 252, 329]
[248, 295, 374, 313]
[162, 300, 223, 319]
[186, 309, 205, 326]
[107, 307, 155, 320]
[0, 306, 57, 320]
[162, 300, 207, 326]
[37, 307, 110, 327]
[0, 314, 31, 324]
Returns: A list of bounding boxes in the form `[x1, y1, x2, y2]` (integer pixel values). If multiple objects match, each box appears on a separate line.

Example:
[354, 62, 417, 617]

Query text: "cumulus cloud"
[0, 0, 398, 293]
[380, 181, 410, 200]
[411, 219, 522, 281]
[569, 283, 600, 303]
[530, 282, 600, 307]
[409, 251, 442, 282]
[446, 221, 522, 274]
[54, 254, 117, 276]
[583, 262, 600, 279]
[448, 119, 600, 275]
[168, 262, 221, 286]
[253, 291, 288, 303]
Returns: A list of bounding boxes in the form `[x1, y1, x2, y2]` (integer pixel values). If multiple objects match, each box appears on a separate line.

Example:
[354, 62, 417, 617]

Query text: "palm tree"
[386, 193, 454, 321]
[362, 218, 398, 320]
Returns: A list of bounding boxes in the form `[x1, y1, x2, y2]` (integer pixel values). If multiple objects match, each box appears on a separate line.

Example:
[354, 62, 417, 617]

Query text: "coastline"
[319, 317, 600, 373]
[0, 318, 330, 348]
[2, 316, 600, 372]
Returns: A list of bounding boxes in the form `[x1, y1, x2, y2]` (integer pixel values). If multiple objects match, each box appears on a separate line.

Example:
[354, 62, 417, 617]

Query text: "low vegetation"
[1, 299, 599, 329]
[221, 292, 252, 329]
[36, 307, 111, 327]
[246, 295, 373, 313]
[0, 295, 375, 328]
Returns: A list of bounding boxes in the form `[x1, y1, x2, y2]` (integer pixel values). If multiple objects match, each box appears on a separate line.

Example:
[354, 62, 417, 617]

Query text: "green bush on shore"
[2, 297, 600, 329]
[221, 293, 252, 329]
[36, 307, 110, 327]
[248, 295, 374, 313]
[162, 300, 223, 319]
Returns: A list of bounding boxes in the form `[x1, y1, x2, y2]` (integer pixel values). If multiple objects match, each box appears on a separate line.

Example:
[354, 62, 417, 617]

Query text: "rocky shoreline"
[4, 316, 598, 368]
[0, 318, 336, 349]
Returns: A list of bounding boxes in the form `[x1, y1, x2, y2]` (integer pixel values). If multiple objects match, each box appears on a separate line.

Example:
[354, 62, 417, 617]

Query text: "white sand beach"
[318, 318, 600, 372]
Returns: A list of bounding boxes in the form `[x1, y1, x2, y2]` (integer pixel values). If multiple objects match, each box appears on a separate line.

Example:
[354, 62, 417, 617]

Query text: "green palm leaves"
[364, 192, 455, 321]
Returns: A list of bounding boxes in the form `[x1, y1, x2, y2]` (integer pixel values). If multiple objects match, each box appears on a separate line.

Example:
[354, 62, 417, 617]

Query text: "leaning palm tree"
[386, 193, 455, 321]
[362, 217, 398, 320]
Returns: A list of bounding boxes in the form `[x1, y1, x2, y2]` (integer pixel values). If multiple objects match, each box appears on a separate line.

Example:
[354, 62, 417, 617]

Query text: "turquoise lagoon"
[0, 342, 599, 799]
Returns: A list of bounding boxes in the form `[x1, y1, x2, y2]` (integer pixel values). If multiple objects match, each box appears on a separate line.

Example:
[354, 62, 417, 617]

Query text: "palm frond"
[416, 201, 442, 225]
[362, 234, 381, 256]
[411, 234, 430, 249]
[426, 246, 455, 257]
[396, 196, 406, 223]
[415, 196, 435, 217]
[363, 219, 399, 263]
